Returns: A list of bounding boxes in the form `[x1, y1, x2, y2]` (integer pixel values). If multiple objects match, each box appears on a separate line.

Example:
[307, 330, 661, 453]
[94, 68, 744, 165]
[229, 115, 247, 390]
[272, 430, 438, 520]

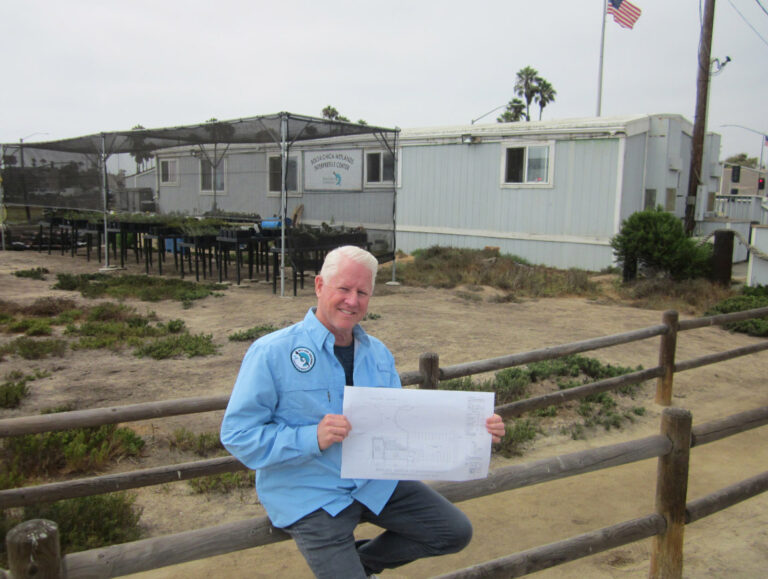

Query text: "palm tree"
[534, 79, 557, 120]
[514, 66, 539, 122]
[497, 98, 527, 122]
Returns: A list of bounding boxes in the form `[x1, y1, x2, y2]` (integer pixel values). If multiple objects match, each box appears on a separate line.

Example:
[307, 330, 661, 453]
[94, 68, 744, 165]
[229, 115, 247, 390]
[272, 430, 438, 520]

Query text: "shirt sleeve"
[220, 342, 322, 470]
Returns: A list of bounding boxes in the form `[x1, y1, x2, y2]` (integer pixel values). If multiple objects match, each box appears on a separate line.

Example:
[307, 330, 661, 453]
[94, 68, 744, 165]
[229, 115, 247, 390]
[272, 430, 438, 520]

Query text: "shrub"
[134, 333, 219, 359]
[390, 246, 597, 296]
[496, 419, 538, 457]
[188, 471, 254, 494]
[228, 324, 278, 342]
[611, 208, 712, 280]
[12, 267, 49, 280]
[0, 374, 30, 409]
[705, 285, 768, 336]
[7, 318, 52, 336]
[3, 337, 67, 359]
[54, 273, 226, 305]
[0, 370, 46, 409]
[0, 425, 145, 486]
[1, 493, 143, 566]
[22, 297, 78, 317]
[171, 428, 224, 456]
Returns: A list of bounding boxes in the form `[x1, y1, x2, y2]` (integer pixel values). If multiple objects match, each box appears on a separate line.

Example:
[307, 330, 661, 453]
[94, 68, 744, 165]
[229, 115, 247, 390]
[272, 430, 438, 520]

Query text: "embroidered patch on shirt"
[290, 347, 316, 372]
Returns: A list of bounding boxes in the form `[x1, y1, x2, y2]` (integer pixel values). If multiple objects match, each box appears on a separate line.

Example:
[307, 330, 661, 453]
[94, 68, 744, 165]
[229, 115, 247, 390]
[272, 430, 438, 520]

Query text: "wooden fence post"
[6, 519, 63, 579]
[655, 310, 679, 406]
[419, 352, 440, 389]
[649, 407, 692, 579]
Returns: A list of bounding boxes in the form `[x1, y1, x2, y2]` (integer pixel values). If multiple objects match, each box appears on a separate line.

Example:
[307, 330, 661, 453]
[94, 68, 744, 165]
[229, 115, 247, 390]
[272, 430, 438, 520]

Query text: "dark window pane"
[269, 156, 281, 192]
[367, 153, 381, 183]
[505, 148, 524, 183]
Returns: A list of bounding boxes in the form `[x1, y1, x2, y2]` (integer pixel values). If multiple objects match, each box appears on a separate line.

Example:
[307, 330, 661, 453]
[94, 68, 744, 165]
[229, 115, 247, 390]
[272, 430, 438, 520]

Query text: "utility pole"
[684, 0, 716, 235]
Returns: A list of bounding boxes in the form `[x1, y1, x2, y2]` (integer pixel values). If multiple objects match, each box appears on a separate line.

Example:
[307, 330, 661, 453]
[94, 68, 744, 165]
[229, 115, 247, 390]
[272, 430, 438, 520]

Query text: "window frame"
[499, 140, 555, 188]
[364, 149, 396, 188]
[267, 153, 302, 197]
[159, 158, 178, 186]
[199, 158, 226, 195]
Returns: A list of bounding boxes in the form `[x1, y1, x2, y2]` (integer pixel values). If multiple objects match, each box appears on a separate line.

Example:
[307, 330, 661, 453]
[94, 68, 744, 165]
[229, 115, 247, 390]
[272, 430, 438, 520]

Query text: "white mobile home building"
[150, 113, 721, 271]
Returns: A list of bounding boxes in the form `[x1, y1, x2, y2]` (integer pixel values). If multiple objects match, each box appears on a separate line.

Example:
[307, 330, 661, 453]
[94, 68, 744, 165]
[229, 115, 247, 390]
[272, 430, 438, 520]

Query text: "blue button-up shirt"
[220, 307, 400, 528]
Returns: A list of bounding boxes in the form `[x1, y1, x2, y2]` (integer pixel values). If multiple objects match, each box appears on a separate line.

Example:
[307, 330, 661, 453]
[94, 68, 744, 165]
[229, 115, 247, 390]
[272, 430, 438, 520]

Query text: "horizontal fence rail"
[0, 395, 230, 437]
[0, 457, 245, 509]
[432, 514, 667, 579]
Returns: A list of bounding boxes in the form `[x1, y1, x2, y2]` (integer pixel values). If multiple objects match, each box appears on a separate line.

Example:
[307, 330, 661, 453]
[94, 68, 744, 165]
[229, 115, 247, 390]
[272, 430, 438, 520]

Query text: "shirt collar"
[304, 307, 370, 350]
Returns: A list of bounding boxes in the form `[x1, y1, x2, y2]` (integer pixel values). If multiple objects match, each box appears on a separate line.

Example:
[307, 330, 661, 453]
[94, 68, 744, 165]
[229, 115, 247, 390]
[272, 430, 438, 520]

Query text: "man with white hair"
[221, 245, 505, 578]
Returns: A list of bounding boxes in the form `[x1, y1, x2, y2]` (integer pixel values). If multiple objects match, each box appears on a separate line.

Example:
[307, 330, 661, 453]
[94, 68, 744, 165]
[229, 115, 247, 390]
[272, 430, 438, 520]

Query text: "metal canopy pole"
[280, 114, 288, 297]
[101, 133, 110, 269]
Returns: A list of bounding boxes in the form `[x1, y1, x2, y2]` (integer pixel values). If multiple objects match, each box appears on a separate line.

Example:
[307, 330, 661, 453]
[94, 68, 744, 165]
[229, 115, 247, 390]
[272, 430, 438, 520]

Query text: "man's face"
[314, 258, 372, 344]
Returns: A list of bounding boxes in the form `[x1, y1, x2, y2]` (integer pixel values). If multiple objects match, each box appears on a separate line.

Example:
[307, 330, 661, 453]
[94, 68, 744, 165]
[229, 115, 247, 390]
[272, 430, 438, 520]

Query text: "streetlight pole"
[720, 124, 768, 170]
[471, 105, 508, 125]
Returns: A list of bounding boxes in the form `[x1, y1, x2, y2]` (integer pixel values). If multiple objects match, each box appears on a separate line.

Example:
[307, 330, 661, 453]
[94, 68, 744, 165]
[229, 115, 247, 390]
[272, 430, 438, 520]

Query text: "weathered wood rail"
[2, 306, 768, 578]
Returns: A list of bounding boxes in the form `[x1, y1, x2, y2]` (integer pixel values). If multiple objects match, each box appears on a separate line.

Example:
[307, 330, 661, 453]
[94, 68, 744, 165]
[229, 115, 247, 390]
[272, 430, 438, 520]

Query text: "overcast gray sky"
[2, 0, 766, 162]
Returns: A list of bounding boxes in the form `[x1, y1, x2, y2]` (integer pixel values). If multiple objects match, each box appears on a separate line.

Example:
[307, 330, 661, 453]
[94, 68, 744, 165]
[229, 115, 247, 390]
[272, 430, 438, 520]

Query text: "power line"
[755, 0, 768, 18]
[728, 0, 768, 48]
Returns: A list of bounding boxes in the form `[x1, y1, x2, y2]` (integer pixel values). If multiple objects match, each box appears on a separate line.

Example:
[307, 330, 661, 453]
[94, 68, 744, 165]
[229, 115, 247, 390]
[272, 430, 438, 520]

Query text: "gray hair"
[320, 245, 378, 291]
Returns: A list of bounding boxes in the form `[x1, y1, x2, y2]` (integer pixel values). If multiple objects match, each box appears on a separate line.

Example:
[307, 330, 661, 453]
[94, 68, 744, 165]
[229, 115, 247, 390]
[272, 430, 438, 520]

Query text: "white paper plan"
[341, 386, 495, 481]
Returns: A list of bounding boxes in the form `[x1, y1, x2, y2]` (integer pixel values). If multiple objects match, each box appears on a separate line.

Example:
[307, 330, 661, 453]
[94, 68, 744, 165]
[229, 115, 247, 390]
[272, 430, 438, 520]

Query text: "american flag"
[607, 0, 642, 29]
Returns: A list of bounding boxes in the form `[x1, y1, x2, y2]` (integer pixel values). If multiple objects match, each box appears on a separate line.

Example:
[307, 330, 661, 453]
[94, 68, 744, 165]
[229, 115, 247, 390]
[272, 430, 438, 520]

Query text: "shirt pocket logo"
[291, 347, 316, 373]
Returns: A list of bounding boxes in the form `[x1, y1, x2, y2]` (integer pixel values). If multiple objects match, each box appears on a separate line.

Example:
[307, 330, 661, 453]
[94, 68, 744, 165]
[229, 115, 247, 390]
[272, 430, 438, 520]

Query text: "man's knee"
[431, 509, 473, 555]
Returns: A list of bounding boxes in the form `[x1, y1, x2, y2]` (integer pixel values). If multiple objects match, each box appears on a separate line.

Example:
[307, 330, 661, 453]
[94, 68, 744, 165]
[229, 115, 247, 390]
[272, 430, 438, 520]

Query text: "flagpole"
[597, 0, 608, 116]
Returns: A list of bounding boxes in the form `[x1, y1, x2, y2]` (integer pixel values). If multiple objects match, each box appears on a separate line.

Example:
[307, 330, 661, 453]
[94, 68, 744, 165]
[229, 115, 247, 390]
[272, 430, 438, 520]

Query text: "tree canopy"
[497, 67, 557, 123]
[725, 153, 759, 169]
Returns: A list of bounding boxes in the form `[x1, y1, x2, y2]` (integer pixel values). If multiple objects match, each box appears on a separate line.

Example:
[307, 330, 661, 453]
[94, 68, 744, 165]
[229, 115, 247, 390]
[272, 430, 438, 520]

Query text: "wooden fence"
[2, 306, 768, 578]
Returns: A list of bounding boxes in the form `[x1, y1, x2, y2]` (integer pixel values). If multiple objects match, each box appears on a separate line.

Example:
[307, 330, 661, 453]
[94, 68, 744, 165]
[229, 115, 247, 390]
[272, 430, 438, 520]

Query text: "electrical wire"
[755, 0, 768, 18]
[728, 0, 768, 48]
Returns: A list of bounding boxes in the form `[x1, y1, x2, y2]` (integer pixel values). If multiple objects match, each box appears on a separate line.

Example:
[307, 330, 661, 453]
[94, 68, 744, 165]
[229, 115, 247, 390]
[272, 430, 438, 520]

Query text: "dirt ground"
[1, 250, 767, 578]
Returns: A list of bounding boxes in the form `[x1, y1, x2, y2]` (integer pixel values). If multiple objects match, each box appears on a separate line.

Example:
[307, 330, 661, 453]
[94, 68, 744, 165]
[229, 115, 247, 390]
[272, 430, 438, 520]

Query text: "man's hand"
[486, 414, 506, 443]
[317, 414, 352, 450]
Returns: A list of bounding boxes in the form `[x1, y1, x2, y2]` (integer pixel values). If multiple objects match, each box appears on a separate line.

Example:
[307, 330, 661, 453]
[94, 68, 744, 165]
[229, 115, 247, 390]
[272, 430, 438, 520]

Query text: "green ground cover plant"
[187, 471, 255, 494]
[53, 273, 227, 307]
[228, 324, 279, 342]
[705, 285, 768, 336]
[0, 369, 49, 409]
[0, 424, 145, 490]
[441, 355, 646, 454]
[12, 267, 49, 280]
[170, 428, 224, 456]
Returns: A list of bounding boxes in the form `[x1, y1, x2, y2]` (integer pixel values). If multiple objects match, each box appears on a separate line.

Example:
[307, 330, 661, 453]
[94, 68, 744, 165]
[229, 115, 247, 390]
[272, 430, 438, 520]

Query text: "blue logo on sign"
[291, 347, 316, 372]
[333, 171, 342, 186]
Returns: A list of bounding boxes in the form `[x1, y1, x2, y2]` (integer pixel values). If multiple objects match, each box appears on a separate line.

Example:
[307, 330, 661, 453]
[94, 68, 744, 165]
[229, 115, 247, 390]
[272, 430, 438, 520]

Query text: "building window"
[501, 142, 553, 186]
[159, 159, 177, 185]
[644, 189, 657, 210]
[268, 155, 299, 194]
[665, 188, 676, 211]
[365, 151, 395, 185]
[200, 159, 225, 193]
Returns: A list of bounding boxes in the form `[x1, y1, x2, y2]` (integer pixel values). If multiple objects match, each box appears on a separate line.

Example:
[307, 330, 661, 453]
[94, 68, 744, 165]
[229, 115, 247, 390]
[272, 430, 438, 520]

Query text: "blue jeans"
[282, 481, 472, 578]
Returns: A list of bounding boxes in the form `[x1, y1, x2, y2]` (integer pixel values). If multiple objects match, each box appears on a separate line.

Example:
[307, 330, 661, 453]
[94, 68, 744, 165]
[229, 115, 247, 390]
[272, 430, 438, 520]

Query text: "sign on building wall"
[304, 149, 362, 191]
